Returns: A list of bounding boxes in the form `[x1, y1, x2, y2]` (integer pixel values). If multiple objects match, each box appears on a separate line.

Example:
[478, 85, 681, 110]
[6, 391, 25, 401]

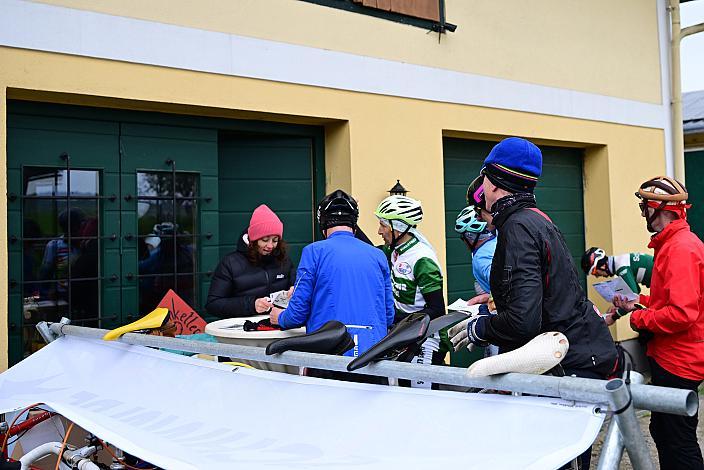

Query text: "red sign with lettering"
[157, 289, 207, 335]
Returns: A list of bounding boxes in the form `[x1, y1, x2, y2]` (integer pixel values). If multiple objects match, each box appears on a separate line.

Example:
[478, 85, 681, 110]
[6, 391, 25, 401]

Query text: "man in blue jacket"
[271, 189, 395, 383]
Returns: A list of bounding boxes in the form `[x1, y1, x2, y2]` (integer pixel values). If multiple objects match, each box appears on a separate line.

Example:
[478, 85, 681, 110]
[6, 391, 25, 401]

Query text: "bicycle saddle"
[347, 313, 430, 372]
[266, 321, 354, 356]
[103, 307, 170, 341]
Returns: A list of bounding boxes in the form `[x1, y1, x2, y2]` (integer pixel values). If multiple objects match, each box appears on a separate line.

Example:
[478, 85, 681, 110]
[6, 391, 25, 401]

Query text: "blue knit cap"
[482, 137, 542, 193]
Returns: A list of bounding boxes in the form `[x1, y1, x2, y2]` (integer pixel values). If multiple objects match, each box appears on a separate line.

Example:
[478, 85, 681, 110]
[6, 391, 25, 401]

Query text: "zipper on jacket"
[264, 270, 271, 293]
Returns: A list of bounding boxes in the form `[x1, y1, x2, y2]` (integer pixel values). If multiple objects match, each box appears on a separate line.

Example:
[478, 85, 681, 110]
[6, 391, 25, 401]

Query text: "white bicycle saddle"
[467, 332, 569, 377]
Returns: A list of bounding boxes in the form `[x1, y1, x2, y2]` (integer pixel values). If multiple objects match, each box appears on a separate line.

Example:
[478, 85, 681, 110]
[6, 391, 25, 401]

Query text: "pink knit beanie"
[247, 204, 283, 241]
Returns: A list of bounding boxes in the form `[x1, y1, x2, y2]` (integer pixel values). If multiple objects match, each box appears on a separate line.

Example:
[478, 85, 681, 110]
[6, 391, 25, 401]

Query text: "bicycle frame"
[1, 409, 53, 460]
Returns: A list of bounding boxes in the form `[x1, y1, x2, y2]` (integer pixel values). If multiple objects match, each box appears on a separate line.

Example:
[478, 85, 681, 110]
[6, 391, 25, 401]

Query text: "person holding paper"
[205, 205, 296, 317]
[581, 247, 653, 294]
[460, 174, 498, 306]
[613, 176, 704, 470]
[453, 204, 499, 357]
[270, 190, 395, 384]
[455, 205, 495, 303]
[582, 247, 654, 326]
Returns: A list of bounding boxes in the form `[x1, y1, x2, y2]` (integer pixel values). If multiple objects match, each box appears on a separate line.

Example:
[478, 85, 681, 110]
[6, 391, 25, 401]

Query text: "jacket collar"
[648, 218, 690, 250]
[472, 234, 496, 255]
[491, 193, 537, 229]
[236, 230, 249, 254]
[327, 230, 354, 239]
[395, 234, 419, 255]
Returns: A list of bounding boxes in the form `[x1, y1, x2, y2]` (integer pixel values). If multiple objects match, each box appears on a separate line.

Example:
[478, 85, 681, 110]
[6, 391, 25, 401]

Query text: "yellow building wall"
[0, 44, 666, 367]
[33, 0, 663, 104]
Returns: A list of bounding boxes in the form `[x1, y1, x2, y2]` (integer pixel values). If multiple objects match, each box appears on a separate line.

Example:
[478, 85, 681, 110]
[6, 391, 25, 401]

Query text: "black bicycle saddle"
[347, 313, 430, 372]
[265, 320, 354, 356]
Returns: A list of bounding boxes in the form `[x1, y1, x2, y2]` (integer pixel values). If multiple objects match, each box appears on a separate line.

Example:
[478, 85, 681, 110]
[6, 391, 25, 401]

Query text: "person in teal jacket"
[455, 205, 496, 303]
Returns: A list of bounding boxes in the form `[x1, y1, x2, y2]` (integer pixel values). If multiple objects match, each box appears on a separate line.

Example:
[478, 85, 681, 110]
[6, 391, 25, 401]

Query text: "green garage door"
[6, 102, 324, 365]
[443, 138, 586, 365]
[218, 134, 318, 264]
[685, 150, 704, 240]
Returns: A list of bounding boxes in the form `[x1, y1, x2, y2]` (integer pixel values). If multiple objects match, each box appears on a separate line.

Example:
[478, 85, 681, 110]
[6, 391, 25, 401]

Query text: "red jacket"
[631, 219, 704, 381]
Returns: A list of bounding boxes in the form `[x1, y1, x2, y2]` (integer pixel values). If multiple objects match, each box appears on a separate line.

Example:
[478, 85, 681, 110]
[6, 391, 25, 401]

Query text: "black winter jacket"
[485, 194, 617, 377]
[205, 232, 296, 318]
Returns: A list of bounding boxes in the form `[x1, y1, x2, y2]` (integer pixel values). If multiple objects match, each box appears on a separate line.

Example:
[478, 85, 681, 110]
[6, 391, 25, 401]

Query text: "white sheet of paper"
[269, 289, 289, 309]
[593, 277, 638, 302]
[447, 298, 482, 315]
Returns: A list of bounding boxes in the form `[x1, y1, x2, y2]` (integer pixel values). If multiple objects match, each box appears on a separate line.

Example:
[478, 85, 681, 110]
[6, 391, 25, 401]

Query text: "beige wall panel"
[580, 139, 663, 342]
[34, 0, 663, 103]
[0, 85, 6, 370]
[345, 99, 446, 265]
[0, 47, 666, 363]
[324, 122, 353, 192]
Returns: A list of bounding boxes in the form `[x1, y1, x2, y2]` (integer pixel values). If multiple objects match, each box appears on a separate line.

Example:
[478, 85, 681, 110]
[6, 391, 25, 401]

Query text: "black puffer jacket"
[205, 232, 296, 318]
[485, 194, 617, 377]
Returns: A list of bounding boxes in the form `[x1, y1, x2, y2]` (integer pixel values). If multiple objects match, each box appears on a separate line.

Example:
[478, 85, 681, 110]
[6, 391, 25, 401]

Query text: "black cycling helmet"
[466, 174, 487, 211]
[317, 189, 359, 231]
[581, 247, 610, 276]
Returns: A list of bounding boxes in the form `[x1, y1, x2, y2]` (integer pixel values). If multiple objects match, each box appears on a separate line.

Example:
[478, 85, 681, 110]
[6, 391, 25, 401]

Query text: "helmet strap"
[390, 224, 413, 250]
[462, 232, 481, 251]
[644, 200, 667, 233]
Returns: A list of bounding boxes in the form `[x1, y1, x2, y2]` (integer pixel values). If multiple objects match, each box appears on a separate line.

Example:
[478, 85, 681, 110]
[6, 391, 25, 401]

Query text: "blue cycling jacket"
[472, 236, 496, 294]
[278, 231, 395, 356]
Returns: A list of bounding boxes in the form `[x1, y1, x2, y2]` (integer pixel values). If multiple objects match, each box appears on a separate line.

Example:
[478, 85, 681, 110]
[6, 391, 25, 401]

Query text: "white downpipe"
[658, 0, 675, 178]
[670, 0, 686, 182]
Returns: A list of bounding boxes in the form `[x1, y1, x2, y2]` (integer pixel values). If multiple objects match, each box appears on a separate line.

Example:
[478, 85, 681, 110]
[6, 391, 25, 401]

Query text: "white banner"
[0, 337, 604, 469]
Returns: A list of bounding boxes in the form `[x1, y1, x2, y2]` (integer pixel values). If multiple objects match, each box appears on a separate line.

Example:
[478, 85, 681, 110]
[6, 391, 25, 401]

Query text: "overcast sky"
[681, 1, 704, 92]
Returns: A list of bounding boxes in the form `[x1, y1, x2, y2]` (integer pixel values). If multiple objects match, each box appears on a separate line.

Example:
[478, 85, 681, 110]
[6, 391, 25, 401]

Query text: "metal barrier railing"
[38, 320, 697, 470]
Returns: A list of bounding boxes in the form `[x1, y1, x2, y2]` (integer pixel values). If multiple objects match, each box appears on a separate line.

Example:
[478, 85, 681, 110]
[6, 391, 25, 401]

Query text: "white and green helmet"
[455, 206, 487, 234]
[374, 195, 423, 228]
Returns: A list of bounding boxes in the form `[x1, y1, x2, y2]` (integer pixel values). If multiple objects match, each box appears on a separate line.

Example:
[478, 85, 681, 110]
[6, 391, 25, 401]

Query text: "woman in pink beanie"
[206, 204, 296, 317]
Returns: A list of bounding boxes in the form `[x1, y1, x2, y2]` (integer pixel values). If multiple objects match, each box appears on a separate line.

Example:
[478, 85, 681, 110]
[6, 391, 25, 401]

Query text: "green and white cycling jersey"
[609, 252, 653, 294]
[388, 235, 443, 316]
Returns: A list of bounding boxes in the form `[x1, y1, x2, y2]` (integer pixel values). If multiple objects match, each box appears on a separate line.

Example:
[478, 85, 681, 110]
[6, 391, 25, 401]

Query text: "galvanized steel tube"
[605, 378, 655, 470]
[48, 323, 697, 416]
[597, 372, 645, 470]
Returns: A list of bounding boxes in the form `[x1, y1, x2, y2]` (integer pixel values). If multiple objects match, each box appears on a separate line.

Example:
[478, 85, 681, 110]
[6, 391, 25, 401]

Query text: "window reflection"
[137, 171, 198, 314]
[21, 167, 101, 359]
[137, 172, 197, 198]
[24, 168, 99, 196]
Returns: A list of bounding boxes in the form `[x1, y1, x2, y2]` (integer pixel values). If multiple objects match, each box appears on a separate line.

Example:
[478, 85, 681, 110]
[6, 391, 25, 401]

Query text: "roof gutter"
[668, 0, 704, 184]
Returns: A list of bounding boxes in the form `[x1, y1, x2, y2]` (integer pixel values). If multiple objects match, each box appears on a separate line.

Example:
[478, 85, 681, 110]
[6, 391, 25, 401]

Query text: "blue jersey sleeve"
[472, 238, 496, 294]
[381, 255, 395, 327]
[278, 246, 317, 329]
